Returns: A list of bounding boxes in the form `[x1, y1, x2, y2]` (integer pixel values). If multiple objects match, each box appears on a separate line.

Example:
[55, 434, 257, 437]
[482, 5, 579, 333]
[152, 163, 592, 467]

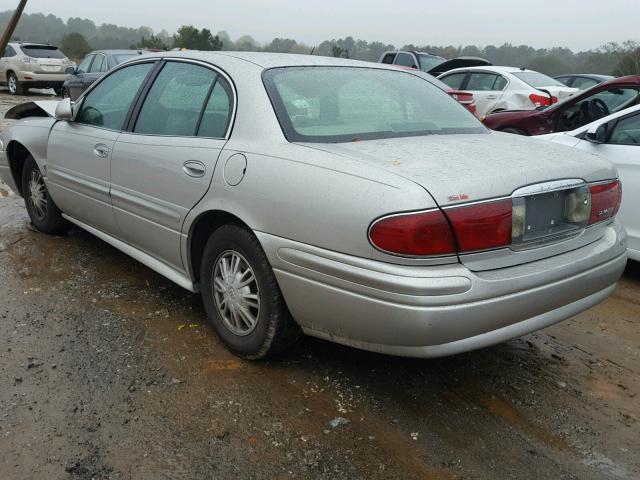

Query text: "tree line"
[2, 10, 639, 76]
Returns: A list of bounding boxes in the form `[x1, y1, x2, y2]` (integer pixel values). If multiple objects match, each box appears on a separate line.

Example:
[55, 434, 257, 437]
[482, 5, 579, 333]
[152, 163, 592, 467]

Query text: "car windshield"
[417, 54, 445, 73]
[513, 71, 565, 88]
[113, 53, 139, 64]
[263, 67, 485, 143]
[21, 45, 65, 59]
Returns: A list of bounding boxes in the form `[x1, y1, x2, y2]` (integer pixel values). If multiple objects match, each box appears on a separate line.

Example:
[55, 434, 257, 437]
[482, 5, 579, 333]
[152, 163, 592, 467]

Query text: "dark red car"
[482, 75, 640, 135]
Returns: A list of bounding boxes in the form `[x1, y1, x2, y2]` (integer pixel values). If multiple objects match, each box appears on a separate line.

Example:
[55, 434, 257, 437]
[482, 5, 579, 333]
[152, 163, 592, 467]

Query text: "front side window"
[263, 67, 485, 143]
[89, 55, 105, 73]
[76, 55, 94, 74]
[134, 62, 218, 136]
[440, 72, 466, 90]
[609, 114, 640, 145]
[394, 53, 417, 69]
[467, 73, 500, 91]
[381, 53, 395, 65]
[76, 62, 154, 130]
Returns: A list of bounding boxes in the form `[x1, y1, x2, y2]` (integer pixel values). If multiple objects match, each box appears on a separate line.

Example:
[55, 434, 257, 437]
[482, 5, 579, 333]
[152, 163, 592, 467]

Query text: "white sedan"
[539, 104, 640, 261]
[438, 66, 578, 117]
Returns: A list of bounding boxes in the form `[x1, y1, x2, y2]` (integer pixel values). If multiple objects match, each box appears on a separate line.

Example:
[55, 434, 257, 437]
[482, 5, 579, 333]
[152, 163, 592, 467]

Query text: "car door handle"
[486, 94, 498, 100]
[183, 160, 206, 178]
[93, 144, 109, 158]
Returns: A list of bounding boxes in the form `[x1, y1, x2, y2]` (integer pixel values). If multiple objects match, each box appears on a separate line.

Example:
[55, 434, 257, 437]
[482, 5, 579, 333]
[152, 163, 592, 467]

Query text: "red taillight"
[589, 180, 622, 225]
[529, 93, 558, 107]
[445, 199, 513, 253]
[369, 210, 456, 256]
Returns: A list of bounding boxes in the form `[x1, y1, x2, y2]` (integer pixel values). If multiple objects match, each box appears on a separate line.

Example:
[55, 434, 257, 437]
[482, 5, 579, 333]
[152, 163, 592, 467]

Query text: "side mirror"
[65, 66, 76, 75]
[585, 123, 608, 144]
[55, 98, 74, 121]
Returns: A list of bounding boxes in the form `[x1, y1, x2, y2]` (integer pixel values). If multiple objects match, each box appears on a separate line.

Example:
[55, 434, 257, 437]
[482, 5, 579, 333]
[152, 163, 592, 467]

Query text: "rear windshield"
[21, 45, 66, 59]
[263, 67, 485, 143]
[113, 53, 139, 64]
[512, 71, 565, 88]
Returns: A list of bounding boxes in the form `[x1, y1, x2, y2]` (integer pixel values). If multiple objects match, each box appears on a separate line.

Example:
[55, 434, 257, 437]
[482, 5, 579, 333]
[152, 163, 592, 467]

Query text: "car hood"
[300, 132, 616, 206]
[4, 100, 60, 120]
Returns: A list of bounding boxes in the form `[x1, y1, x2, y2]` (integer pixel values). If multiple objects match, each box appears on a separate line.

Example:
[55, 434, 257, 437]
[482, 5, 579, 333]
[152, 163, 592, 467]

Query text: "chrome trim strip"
[511, 178, 586, 197]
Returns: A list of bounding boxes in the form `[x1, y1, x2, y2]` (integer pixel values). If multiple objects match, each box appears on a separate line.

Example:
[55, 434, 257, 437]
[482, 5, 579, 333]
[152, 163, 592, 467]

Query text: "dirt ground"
[0, 90, 639, 480]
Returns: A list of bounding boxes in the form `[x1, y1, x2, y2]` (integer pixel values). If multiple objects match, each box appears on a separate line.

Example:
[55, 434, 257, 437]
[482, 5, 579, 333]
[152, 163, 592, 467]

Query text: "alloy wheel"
[27, 169, 47, 220]
[212, 250, 261, 336]
[8, 75, 17, 94]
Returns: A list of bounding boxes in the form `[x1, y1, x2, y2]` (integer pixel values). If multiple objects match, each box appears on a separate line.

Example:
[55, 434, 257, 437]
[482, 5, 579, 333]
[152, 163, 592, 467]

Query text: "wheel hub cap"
[212, 251, 260, 336]
[28, 170, 47, 219]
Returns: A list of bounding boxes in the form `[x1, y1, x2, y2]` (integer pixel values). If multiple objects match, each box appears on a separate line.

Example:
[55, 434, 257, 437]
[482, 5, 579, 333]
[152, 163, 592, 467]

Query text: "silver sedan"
[0, 52, 627, 359]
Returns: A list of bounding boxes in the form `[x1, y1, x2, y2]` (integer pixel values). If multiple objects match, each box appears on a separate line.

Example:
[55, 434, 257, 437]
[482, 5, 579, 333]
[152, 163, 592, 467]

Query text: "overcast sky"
[21, 0, 640, 51]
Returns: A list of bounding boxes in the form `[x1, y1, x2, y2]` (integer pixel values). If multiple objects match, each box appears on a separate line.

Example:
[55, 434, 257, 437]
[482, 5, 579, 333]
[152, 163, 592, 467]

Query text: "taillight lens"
[445, 199, 513, 252]
[529, 93, 558, 107]
[369, 210, 456, 256]
[589, 180, 622, 225]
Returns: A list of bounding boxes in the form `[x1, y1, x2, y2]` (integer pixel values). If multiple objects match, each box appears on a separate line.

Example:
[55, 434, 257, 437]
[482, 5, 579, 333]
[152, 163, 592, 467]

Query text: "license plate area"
[511, 182, 591, 249]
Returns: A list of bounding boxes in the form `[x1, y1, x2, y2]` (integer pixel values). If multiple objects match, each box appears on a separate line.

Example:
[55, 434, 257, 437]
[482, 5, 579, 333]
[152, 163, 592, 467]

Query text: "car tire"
[21, 155, 71, 235]
[500, 127, 527, 135]
[200, 224, 300, 360]
[7, 72, 24, 95]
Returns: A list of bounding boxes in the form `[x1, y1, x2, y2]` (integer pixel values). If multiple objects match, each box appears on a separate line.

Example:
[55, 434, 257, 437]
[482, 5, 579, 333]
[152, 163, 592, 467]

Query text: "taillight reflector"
[369, 209, 456, 256]
[589, 180, 622, 225]
[529, 93, 558, 107]
[445, 199, 513, 253]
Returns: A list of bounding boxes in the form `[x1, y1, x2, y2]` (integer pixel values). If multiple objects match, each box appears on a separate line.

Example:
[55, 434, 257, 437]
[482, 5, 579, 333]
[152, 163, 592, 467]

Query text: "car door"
[576, 112, 640, 256]
[110, 60, 235, 270]
[0, 45, 16, 80]
[464, 72, 504, 116]
[46, 61, 156, 233]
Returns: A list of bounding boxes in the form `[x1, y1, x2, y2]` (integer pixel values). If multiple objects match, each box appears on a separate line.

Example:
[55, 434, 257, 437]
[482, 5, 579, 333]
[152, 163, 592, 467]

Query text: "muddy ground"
[0, 90, 639, 480]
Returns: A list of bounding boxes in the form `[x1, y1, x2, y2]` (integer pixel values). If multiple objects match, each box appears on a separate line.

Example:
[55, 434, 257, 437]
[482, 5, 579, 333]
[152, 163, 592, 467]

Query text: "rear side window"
[134, 62, 217, 136]
[21, 45, 66, 59]
[494, 75, 508, 90]
[198, 79, 233, 138]
[439, 72, 466, 89]
[3, 46, 16, 57]
[76, 62, 153, 130]
[381, 53, 396, 64]
[394, 53, 417, 69]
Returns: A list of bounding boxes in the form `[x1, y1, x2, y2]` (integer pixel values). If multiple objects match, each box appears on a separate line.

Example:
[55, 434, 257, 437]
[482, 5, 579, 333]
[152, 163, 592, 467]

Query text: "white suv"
[0, 42, 72, 95]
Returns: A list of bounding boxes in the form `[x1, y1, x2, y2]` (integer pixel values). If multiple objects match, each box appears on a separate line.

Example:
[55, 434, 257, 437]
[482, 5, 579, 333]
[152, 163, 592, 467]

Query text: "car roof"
[10, 42, 59, 48]
[91, 49, 145, 55]
[134, 50, 399, 70]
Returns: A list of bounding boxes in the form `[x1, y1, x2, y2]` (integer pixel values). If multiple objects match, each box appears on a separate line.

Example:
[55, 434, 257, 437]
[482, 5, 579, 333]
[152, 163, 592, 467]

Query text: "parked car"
[0, 42, 72, 95]
[380, 50, 491, 77]
[391, 66, 478, 115]
[0, 52, 626, 360]
[62, 50, 148, 100]
[555, 74, 614, 90]
[537, 103, 640, 261]
[483, 75, 640, 135]
[438, 66, 579, 117]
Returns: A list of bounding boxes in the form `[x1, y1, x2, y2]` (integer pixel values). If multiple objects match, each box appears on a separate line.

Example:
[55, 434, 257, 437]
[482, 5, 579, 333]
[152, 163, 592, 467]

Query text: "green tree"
[60, 32, 91, 61]
[134, 34, 167, 50]
[527, 55, 569, 76]
[331, 45, 348, 58]
[173, 25, 222, 50]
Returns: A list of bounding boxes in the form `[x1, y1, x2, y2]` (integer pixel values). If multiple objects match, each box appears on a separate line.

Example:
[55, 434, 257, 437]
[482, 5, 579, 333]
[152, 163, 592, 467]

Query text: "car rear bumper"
[256, 220, 627, 358]
[16, 71, 66, 86]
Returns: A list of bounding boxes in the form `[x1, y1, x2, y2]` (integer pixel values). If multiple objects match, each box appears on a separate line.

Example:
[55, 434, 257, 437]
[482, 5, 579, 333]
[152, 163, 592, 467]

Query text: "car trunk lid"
[300, 132, 617, 270]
